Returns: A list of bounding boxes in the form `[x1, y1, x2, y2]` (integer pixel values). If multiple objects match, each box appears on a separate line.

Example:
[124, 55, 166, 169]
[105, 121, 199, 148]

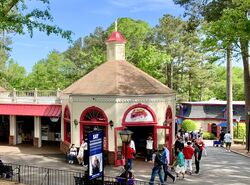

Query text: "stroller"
[0, 160, 13, 178]
[115, 166, 135, 185]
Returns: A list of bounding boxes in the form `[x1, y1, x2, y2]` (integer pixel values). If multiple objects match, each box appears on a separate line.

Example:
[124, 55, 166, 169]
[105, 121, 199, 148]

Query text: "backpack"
[154, 152, 163, 166]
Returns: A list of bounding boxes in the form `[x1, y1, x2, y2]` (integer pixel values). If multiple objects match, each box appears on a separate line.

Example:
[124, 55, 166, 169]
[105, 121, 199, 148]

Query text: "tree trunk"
[226, 46, 233, 139]
[240, 39, 250, 151]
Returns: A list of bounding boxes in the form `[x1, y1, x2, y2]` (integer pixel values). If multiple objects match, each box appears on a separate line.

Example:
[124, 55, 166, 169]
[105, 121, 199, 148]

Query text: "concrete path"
[0, 144, 250, 184]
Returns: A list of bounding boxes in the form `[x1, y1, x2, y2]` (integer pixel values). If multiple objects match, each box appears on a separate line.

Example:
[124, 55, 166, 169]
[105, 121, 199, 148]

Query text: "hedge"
[181, 119, 197, 132]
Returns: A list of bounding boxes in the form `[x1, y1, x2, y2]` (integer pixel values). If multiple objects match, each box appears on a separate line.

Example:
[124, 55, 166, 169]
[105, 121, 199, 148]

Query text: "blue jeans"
[163, 164, 175, 181]
[149, 166, 164, 185]
[128, 158, 133, 170]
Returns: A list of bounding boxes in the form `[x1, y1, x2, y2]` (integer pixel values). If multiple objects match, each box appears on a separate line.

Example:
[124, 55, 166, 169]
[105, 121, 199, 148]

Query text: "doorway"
[16, 116, 34, 145]
[126, 126, 154, 158]
[0, 116, 10, 143]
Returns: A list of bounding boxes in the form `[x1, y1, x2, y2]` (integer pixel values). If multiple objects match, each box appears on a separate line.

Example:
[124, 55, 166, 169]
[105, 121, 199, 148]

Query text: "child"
[175, 147, 185, 178]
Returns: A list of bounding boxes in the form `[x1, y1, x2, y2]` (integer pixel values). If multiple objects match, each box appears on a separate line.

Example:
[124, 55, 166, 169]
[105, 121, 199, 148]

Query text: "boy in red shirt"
[183, 141, 194, 175]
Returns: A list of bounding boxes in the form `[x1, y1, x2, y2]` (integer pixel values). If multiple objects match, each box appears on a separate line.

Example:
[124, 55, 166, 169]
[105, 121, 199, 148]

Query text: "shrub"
[234, 122, 246, 139]
[203, 131, 216, 140]
[181, 119, 197, 132]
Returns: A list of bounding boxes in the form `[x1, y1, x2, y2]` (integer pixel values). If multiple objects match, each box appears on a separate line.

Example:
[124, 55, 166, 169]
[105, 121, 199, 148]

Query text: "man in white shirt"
[224, 131, 232, 152]
[145, 136, 153, 162]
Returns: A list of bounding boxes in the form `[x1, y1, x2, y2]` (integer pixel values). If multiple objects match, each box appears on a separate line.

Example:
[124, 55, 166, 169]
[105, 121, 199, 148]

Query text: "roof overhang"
[0, 104, 61, 117]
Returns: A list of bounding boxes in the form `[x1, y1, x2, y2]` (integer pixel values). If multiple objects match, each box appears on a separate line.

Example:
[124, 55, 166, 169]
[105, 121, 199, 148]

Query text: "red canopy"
[0, 104, 61, 117]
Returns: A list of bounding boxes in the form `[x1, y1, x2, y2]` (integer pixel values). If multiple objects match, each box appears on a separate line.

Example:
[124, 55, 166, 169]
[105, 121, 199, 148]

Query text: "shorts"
[175, 165, 185, 174]
[225, 142, 231, 147]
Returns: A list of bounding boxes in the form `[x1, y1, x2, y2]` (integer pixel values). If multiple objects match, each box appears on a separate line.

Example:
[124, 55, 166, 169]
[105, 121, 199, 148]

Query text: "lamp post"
[119, 128, 133, 184]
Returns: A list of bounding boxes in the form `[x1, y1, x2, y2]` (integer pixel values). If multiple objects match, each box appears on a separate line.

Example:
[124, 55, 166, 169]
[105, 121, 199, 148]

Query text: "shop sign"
[125, 107, 153, 122]
[87, 130, 104, 181]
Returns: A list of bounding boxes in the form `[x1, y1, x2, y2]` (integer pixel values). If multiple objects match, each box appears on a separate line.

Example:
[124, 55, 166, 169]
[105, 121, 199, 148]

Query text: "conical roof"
[63, 60, 174, 96]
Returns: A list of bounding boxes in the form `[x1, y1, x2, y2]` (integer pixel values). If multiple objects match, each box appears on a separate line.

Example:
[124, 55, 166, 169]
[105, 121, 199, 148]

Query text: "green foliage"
[0, 0, 72, 41]
[203, 131, 216, 140]
[234, 123, 246, 139]
[181, 119, 197, 132]
[27, 51, 76, 90]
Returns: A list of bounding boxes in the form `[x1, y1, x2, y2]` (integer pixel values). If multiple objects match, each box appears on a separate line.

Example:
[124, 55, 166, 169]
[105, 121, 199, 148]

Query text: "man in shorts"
[224, 131, 232, 152]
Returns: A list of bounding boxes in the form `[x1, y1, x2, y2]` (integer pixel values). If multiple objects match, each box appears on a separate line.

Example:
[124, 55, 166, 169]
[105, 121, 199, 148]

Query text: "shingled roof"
[63, 60, 174, 96]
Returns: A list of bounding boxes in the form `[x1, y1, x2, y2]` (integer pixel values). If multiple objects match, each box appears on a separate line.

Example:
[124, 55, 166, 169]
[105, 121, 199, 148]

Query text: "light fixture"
[50, 117, 59, 123]
[109, 120, 114, 129]
[163, 120, 170, 127]
[119, 127, 133, 143]
[73, 119, 78, 126]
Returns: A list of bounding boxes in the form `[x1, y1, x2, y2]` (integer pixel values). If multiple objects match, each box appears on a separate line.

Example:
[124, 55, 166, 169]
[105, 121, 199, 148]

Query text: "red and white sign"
[125, 108, 153, 122]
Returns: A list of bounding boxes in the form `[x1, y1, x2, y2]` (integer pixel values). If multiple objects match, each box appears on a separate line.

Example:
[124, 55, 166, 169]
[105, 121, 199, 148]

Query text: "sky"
[9, 0, 184, 73]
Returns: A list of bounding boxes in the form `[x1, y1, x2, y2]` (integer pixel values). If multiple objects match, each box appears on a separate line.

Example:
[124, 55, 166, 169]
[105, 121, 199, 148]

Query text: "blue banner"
[88, 130, 103, 180]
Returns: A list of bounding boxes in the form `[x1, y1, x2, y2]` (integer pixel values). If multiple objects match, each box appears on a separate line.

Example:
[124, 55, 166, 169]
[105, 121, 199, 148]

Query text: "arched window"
[81, 108, 106, 122]
[80, 106, 108, 150]
[64, 106, 71, 143]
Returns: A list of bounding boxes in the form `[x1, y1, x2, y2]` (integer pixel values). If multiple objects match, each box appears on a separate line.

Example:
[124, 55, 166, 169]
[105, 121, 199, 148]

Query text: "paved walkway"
[0, 143, 250, 184]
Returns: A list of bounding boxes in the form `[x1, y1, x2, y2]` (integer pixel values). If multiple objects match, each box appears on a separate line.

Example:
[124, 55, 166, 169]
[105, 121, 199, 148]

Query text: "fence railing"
[0, 163, 157, 185]
[0, 88, 61, 104]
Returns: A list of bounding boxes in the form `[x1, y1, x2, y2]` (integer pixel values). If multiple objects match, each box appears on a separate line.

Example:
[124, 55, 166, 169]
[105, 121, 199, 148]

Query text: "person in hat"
[145, 135, 154, 162]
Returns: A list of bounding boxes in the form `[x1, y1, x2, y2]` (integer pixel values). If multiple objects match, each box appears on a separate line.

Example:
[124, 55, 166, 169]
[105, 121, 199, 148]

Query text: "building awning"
[0, 104, 61, 117]
[219, 121, 236, 127]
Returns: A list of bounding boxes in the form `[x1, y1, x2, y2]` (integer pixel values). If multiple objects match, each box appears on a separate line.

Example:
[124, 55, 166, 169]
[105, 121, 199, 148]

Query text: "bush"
[181, 119, 197, 132]
[203, 131, 216, 140]
[234, 122, 246, 139]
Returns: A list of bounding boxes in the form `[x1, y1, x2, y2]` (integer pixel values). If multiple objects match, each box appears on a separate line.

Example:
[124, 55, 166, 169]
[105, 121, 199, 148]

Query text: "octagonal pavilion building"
[61, 30, 176, 165]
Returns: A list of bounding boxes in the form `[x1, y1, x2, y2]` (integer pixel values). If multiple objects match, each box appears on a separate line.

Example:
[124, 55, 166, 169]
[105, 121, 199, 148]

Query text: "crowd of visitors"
[148, 130, 205, 185]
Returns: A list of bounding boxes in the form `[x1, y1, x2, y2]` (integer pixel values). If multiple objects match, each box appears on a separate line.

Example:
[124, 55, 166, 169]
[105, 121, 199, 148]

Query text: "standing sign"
[87, 130, 104, 181]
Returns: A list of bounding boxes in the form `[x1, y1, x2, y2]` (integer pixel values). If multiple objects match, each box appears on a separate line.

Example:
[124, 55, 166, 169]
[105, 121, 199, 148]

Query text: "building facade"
[0, 30, 176, 166]
[177, 100, 245, 137]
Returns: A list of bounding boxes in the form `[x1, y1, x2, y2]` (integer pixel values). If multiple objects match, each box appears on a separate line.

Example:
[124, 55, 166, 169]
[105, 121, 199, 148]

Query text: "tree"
[27, 51, 76, 90]
[155, 14, 215, 101]
[3, 59, 27, 89]
[174, 0, 250, 149]
[0, 0, 72, 40]
[182, 119, 197, 132]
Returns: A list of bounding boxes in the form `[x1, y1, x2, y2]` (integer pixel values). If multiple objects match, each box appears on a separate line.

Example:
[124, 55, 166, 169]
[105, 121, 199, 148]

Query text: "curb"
[231, 150, 250, 158]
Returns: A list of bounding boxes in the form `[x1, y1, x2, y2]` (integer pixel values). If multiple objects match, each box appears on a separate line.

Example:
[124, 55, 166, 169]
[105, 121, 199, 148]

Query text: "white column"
[9, 115, 17, 145]
[34, 116, 42, 147]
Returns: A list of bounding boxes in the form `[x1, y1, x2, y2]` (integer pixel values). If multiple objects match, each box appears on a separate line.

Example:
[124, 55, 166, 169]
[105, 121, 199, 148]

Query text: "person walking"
[162, 144, 176, 183]
[149, 149, 165, 185]
[183, 141, 194, 175]
[175, 147, 185, 178]
[224, 131, 232, 152]
[126, 142, 135, 171]
[194, 142, 201, 174]
[219, 130, 225, 147]
[145, 135, 153, 162]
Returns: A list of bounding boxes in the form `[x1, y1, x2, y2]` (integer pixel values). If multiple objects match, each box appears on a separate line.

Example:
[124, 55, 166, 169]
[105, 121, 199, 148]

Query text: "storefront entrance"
[16, 116, 34, 145]
[126, 126, 153, 158]
[0, 116, 10, 143]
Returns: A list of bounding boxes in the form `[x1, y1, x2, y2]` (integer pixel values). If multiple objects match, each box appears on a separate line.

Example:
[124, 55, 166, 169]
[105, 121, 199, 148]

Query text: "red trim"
[165, 106, 173, 163]
[106, 31, 127, 43]
[0, 104, 61, 116]
[63, 105, 71, 143]
[79, 106, 108, 150]
[122, 103, 157, 125]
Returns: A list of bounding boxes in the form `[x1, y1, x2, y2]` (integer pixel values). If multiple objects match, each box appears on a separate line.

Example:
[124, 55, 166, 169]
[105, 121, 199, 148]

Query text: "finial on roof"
[115, 18, 118, 32]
